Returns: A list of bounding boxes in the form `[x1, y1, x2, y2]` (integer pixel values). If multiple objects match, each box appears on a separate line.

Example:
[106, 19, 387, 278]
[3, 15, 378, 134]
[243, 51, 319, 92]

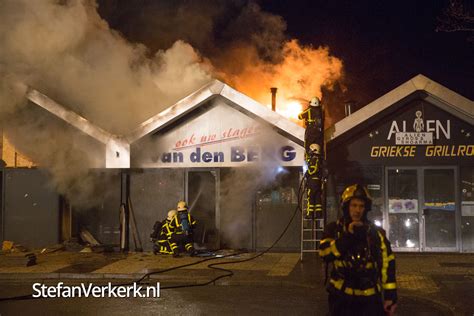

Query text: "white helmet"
[309, 97, 320, 107]
[309, 143, 321, 155]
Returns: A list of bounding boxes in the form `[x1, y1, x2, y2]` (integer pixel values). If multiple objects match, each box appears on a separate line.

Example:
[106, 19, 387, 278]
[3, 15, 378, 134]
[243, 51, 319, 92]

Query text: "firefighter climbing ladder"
[300, 173, 325, 261]
[300, 212, 324, 261]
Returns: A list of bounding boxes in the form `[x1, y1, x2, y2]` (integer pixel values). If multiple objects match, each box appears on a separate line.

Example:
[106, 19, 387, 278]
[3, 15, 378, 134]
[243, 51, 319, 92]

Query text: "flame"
[267, 100, 304, 124]
[217, 39, 343, 123]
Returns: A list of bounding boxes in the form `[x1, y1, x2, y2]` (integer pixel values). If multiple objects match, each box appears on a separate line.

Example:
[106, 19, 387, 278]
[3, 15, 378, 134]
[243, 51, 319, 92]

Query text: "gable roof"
[26, 89, 114, 144]
[327, 74, 474, 142]
[127, 80, 305, 145]
[26, 80, 304, 168]
[26, 89, 130, 168]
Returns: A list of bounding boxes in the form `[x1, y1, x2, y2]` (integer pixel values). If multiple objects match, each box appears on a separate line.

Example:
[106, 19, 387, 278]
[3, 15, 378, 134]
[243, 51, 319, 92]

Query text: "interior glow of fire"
[267, 99, 304, 124]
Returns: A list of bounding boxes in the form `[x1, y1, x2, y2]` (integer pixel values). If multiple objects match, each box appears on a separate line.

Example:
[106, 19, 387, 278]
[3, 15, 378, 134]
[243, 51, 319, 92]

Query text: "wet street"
[0, 252, 473, 315]
[0, 282, 457, 315]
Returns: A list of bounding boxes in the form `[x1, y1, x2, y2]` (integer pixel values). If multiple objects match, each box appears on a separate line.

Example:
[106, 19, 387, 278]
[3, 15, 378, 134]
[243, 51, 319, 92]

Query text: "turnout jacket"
[167, 211, 197, 235]
[159, 220, 173, 241]
[319, 219, 397, 302]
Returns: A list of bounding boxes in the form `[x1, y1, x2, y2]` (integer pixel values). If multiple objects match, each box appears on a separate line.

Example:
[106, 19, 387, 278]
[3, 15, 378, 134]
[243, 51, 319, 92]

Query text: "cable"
[0, 175, 307, 301]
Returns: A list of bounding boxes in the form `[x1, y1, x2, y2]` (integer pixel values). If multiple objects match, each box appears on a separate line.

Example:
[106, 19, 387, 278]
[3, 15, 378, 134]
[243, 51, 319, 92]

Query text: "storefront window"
[423, 169, 456, 249]
[387, 169, 420, 249]
[461, 167, 474, 252]
[332, 165, 383, 224]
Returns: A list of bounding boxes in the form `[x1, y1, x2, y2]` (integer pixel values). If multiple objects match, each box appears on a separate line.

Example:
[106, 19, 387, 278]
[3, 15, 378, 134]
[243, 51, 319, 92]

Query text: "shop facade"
[326, 75, 474, 252]
[127, 81, 305, 251]
[1, 81, 306, 252]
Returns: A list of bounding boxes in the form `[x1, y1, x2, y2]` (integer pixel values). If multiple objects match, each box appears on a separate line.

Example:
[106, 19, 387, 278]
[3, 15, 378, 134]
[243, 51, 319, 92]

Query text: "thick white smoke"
[0, 0, 212, 206]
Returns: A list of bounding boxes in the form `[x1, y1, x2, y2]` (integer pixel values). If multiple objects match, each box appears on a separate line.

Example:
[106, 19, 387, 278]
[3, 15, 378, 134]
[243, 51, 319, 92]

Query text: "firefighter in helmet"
[319, 184, 397, 316]
[168, 201, 197, 256]
[151, 210, 176, 255]
[298, 96, 324, 156]
[305, 143, 323, 217]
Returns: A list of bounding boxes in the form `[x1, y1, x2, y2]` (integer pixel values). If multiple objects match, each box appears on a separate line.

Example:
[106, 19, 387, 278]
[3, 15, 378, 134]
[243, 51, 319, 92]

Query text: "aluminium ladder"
[300, 213, 324, 261]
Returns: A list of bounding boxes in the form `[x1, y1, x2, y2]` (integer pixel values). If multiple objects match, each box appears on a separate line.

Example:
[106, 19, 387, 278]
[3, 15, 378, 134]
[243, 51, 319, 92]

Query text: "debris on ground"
[1, 241, 29, 254]
[79, 229, 101, 247]
[214, 249, 244, 258]
[0, 252, 37, 267]
[40, 244, 65, 254]
[80, 246, 93, 253]
[2, 241, 14, 252]
[63, 238, 84, 252]
[11, 244, 29, 253]
[194, 251, 217, 257]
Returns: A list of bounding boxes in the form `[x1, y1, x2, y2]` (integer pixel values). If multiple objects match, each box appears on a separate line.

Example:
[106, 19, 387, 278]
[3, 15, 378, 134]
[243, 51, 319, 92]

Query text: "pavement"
[0, 250, 473, 315]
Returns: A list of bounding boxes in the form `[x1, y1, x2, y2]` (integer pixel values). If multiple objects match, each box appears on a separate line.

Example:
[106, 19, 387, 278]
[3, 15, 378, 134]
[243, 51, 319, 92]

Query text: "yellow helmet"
[167, 210, 177, 221]
[177, 201, 187, 211]
[341, 184, 372, 211]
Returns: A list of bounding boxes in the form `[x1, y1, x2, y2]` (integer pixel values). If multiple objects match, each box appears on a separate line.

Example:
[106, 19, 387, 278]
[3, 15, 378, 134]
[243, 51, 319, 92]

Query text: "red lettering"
[240, 127, 248, 138]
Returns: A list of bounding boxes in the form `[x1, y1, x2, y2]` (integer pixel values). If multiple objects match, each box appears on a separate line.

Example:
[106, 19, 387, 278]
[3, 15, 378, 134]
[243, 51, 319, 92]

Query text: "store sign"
[159, 144, 298, 164]
[362, 103, 473, 161]
[395, 132, 433, 145]
[370, 144, 474, 158]
[134, 101, 304, 168]
[387, 110, 449, 144]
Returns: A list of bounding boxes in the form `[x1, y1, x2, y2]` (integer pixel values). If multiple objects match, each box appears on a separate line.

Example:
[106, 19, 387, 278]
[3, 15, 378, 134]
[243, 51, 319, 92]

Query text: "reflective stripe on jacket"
[319, 219, 397, 301]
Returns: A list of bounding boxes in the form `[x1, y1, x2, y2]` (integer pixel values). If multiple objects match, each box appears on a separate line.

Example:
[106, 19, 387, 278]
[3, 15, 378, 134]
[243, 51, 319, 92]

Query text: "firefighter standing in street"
[150, 210, 176, 255]
[320, 184, 397, 316]
[168, 201, 197, 256]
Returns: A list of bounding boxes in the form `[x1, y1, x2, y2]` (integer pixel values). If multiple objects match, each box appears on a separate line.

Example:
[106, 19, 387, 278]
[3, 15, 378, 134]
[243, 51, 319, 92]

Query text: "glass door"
[386, 168, 421, 251]
[386, 167, 459, 252]
[422, 168, 458, 251]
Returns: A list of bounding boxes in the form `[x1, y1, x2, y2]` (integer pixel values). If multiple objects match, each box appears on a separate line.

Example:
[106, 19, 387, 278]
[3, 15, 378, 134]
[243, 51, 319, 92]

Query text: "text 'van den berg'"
[160, 146, 297, 163]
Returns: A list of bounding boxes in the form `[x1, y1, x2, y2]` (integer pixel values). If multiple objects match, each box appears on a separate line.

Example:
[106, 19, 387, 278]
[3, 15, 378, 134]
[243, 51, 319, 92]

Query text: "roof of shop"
[127, 80, 305, 145]
[327, 74, 474, 141]
[26, 80, 305, 168]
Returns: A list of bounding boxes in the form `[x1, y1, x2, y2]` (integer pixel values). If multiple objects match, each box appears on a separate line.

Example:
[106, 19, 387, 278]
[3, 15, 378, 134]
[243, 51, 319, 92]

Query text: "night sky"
[261, 0, 473, 108]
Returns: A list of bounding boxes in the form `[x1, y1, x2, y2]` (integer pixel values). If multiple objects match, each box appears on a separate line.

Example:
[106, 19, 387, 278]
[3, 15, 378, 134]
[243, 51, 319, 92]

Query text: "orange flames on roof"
[217, 39, 343, 125]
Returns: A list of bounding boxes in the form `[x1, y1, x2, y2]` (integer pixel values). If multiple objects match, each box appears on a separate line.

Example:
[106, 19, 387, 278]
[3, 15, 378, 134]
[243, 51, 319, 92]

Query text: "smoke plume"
[0, 0, 212, 206]
[0, 0, 343, 208]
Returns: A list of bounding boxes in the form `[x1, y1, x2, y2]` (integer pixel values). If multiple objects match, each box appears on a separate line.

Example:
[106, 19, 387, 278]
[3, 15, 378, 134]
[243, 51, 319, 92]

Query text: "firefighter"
[298, 96, 324, 157]
[319, 184, 397, 316]
[168, 201, 197, 256]
[305, 143, 323, 217]
[151, 210, 176, 255]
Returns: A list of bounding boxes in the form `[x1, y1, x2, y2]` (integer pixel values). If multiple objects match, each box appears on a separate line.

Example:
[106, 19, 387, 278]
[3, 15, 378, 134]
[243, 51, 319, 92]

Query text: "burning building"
[1, 74, 472, 253]
[0, 80, 306, 251]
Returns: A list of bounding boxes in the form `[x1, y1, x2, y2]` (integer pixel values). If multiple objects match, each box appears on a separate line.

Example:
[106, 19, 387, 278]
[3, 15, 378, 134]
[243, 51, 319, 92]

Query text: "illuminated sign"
[364, 105, 472, 161]
[370, 145, 473, 158]
[395, 132, 433, 145]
